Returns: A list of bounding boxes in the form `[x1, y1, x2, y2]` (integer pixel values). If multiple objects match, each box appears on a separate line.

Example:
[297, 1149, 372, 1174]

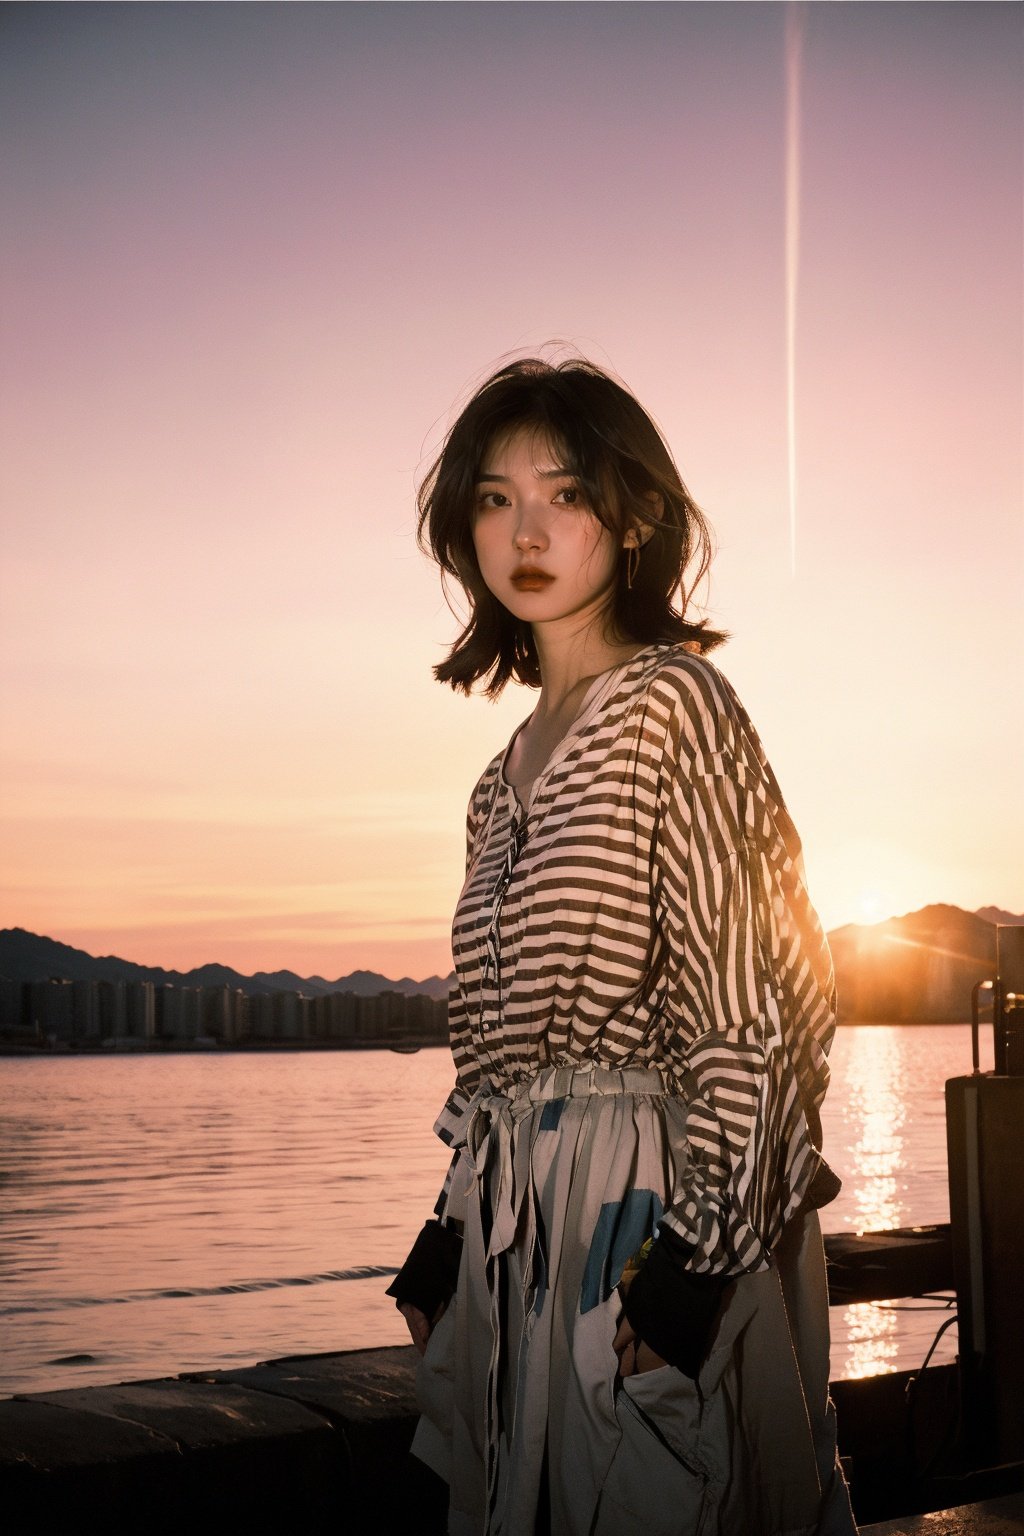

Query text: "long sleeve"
[650, 667, 840, 1279]
[430, 990, 479, 1224]
[429, 774, 495, 1222]
[386, 789, 495, 1314]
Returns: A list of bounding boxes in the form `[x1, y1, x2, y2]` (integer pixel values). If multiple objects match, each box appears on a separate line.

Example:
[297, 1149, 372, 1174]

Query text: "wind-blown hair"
[417, 356, 727, 696]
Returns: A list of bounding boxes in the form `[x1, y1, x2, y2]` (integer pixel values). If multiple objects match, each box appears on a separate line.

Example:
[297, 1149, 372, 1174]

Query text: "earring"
[625, 537, 640, 590]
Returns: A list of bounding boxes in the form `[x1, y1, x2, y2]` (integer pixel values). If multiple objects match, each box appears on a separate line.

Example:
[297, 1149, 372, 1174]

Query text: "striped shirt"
[433, 641, 840, 1279]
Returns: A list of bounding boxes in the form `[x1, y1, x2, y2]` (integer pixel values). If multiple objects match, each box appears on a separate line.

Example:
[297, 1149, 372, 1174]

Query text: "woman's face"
[471, 428, 621, 631]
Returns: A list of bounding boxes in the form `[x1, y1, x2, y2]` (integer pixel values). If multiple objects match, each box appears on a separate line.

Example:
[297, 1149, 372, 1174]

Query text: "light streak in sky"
[785, 1, 805, 578]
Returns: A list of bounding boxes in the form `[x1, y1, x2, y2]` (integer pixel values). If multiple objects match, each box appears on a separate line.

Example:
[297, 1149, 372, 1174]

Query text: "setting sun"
[857, 892, 889, 924]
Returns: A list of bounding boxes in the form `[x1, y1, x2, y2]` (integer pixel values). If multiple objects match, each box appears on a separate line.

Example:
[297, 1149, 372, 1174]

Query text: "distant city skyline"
[2, 3, 1021, 977]
[1, 967, 449, 1050]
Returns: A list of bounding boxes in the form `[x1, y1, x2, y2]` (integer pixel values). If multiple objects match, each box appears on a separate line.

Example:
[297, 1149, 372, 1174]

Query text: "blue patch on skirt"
[579, 1189, 664, 1313]
[539, 1097, 566, 1130]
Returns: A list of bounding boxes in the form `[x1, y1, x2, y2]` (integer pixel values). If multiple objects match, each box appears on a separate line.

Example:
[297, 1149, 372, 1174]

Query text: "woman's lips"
[511, 569, 555, 591]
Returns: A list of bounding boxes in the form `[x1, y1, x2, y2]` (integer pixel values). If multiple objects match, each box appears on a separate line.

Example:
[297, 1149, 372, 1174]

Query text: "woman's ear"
[629, 492, 663, 547]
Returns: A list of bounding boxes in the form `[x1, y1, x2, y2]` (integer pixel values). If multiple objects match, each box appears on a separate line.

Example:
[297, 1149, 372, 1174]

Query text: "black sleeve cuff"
[622, 1226, 731, 1379]
[385, 1220, 463, 1319]
[805, 1156, 843, 1210]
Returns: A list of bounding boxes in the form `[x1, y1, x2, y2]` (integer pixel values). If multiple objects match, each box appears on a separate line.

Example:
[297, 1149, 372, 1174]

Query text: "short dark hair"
[417, 356, 727, 696]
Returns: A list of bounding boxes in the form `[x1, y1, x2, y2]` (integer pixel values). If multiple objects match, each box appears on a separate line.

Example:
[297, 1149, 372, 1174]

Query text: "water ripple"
[1, 1263, 398, 1317]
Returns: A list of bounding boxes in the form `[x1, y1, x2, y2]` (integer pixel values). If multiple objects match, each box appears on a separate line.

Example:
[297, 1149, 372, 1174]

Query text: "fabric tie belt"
[456, 1062, 671, 1259]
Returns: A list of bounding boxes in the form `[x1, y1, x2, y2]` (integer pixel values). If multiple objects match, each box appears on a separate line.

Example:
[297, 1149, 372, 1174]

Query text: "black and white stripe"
[432, 643, 839, 1279]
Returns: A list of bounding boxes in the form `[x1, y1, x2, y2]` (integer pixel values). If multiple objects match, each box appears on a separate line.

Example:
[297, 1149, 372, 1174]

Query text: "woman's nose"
[513, 507, 548, 551]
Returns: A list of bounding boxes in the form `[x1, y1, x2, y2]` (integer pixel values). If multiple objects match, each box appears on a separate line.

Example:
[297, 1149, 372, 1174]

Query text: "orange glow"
[1, 5, 1020, 976]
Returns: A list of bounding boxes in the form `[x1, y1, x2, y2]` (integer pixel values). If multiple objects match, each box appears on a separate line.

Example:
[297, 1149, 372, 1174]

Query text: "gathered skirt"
[411, 1062, 857, 1536]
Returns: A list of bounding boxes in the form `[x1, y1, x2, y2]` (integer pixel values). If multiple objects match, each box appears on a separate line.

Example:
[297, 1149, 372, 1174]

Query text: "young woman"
[387, 357, 857, 1536]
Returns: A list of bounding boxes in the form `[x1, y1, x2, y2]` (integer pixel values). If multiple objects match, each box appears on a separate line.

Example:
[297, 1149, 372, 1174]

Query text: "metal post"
[971, 979, 993, 1075]
[996, 926, 1024, 1076]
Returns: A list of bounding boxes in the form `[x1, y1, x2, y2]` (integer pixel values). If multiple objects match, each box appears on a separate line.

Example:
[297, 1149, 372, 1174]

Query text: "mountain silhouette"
[0, 928, 453, 1001]
[829, 903, 1015, 1022]
[973, 905, 1024, 927]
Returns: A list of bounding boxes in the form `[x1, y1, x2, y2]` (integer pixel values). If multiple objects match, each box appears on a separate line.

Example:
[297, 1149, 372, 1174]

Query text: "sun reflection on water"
[845, 1027, 907, 1234]
[842, 1301, 900, 1380]
[837, 1027, 909, 1375]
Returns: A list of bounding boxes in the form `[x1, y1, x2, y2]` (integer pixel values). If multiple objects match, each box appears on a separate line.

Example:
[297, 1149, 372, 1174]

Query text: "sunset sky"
[1, 2, 1020, 982]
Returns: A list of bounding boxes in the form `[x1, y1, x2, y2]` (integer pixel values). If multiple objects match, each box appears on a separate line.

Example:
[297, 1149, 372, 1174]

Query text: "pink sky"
[1, 3, 1021, 981]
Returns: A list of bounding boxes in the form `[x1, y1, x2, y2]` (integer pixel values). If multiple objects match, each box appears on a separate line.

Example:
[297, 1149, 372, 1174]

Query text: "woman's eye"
[477, 491, 509, 509]
[554, 485, 582, 506]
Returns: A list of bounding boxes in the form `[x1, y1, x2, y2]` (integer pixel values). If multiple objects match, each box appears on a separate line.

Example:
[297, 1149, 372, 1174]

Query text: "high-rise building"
[0, 976, 26, 1032]
[125, 981, 156, 1041]
[27, 979, 74, 1040]
[97, 979, 127, 1039]
[272, 990, 300, 1040]
[72, 980, 100, 1039]
[250, 992, 275, 1040]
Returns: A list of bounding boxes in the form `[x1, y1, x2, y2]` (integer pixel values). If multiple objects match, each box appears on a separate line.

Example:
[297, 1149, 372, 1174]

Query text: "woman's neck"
[530, 616, 644, 721]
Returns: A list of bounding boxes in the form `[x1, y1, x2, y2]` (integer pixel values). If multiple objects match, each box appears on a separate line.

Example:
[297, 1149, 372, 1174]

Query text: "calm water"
[0, 1025, 988, 1397]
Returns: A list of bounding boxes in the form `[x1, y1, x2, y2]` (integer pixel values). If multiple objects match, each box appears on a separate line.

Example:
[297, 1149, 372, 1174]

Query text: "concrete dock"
[2, 1344, 1020, 1534]
[1, 1345, 442, 1535]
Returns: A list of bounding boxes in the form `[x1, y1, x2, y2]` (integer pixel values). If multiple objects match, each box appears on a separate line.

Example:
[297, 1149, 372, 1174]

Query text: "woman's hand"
[399, 1299, 447, 1357]
[612, 1314, 669, 1377]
